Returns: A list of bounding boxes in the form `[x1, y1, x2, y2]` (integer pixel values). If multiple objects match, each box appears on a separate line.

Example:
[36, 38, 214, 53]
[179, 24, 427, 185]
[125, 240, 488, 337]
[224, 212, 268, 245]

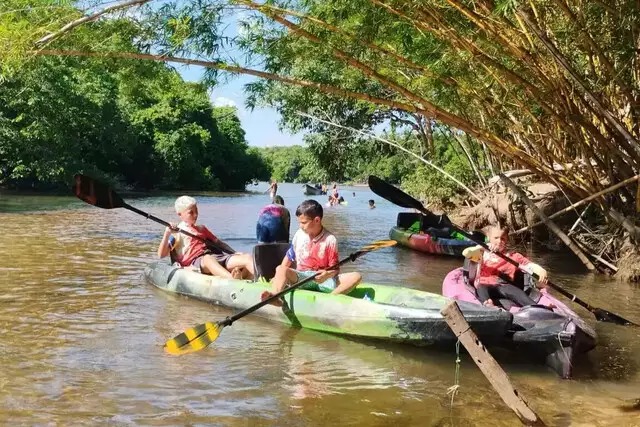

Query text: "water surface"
[0, 182, 638, 425]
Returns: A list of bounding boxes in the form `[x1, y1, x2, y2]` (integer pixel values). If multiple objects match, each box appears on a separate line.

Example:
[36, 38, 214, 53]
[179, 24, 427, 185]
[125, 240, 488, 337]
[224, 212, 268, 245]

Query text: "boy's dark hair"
[273, 195, 285, 206]
[296, 199, 323, 218]
[368, 199, 375, 205]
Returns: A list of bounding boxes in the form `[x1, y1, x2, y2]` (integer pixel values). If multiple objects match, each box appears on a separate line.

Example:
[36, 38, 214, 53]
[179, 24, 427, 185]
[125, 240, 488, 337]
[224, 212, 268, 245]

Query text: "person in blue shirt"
[256, 195, 291, 243]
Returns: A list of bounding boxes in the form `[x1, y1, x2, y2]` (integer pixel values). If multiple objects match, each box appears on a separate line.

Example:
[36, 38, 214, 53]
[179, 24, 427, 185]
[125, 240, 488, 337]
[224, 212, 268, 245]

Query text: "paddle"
[72, 174, 235, 255]
[368, 175, 639, 327]
[164, 239, 397, 355]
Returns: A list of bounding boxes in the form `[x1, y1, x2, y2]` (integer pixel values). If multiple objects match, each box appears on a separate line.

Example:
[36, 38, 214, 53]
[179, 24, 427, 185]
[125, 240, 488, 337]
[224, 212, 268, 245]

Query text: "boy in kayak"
[260, 199, 362, 304]
[157, 196, 255, 280]
[462, 225, 548, 307]
[256, 195, 291, 244]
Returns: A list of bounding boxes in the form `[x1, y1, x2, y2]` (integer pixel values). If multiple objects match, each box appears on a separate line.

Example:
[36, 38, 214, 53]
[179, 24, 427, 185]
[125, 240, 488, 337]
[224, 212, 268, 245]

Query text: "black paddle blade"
[72, 174, 125, 209]
[593, 308, 639, 326]
[368, 176, 421, 210]
[367, 176, 453, 227]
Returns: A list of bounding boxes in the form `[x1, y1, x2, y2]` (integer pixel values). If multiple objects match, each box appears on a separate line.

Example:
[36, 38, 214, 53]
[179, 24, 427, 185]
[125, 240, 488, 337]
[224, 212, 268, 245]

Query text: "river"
[0, 182, 638, 426]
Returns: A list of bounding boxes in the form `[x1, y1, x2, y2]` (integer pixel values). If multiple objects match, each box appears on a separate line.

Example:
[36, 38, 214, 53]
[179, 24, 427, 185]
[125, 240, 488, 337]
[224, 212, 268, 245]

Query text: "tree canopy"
[2, 0, 639, 235]
[0, 4, 268, 190]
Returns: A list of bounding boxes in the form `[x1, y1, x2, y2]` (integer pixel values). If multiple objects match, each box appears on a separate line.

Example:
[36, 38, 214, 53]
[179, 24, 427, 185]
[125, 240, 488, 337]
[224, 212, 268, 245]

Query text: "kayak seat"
[397, 212, 422, 228]
[253, 243, 291, 282]
[424, 227, 452, 239]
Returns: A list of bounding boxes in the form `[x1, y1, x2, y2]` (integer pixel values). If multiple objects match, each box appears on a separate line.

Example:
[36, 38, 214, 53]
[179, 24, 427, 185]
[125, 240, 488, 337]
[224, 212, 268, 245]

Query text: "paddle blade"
[72, 174, 125, 209]
[593, 308, 639, 326]
[361, 240, 397, 252]
[368, 176, 423, 211]
[164, 321, 224, 355]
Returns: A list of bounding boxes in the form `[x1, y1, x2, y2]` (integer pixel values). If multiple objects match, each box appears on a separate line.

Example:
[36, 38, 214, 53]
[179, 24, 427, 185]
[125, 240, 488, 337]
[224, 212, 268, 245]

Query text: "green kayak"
[144, 262, 513, 345]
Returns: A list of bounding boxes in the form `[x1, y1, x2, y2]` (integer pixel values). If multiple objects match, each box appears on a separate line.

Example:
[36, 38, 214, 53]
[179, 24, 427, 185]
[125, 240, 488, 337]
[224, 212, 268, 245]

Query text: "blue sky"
[171, 9, 308, 148]
[177, 64, 305, 148]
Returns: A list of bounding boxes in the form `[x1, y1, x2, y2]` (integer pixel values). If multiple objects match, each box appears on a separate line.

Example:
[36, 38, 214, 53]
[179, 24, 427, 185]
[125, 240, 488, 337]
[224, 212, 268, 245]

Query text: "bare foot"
[231, 267, 243, 279]
[483, 300, 495, 307]
[260, 291, 283, 307]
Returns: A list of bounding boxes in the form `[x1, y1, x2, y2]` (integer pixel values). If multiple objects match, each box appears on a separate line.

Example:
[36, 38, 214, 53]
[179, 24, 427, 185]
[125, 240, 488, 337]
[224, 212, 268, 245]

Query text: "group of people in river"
[157, 190, 551, 309]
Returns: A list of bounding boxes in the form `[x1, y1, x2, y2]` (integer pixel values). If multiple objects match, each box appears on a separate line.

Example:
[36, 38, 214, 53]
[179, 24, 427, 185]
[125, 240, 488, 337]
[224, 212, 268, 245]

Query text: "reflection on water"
[0, 182, 639, 425]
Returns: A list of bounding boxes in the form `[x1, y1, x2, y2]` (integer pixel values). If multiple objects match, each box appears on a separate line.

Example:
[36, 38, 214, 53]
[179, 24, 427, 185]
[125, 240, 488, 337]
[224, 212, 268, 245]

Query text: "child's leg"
[331, 272, 362, 295]
[226, 253, 255, 279]
[261, 266, 299, 306]
[497, 284, 536, 306]
[475, 284, 491, 303]
[200, 255, 233, 278]
[270, 266, 299, 293]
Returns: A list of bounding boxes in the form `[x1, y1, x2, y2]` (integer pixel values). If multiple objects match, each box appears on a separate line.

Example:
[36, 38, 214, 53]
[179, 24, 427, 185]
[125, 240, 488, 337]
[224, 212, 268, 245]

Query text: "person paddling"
[158, 196, 255, 280]
[463, 225, 548, 307]
[260, 199, 362, 306]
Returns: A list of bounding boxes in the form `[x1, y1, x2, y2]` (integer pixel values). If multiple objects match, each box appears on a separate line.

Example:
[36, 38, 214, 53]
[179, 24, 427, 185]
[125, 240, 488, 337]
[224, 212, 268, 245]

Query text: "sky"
[178, 65, 305, 148]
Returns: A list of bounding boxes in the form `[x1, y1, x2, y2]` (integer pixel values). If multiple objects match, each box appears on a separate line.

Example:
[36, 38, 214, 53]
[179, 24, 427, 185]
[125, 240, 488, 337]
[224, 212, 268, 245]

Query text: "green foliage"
[0, 13, 266, 190]
[256, 146, 321, 183]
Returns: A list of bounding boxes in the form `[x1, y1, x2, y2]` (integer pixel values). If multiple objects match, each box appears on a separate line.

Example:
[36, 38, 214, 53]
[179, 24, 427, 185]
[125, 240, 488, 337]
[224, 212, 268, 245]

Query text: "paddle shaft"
[221, 251, 360, 327]
[123, 203, 235, 255]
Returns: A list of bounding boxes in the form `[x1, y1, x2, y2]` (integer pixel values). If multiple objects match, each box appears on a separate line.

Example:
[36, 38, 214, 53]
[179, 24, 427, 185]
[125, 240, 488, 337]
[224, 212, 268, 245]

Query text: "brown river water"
[1, 182, 639, 426]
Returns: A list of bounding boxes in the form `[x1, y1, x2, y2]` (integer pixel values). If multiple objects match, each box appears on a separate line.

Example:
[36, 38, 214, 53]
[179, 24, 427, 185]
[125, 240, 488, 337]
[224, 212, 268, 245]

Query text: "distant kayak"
[390, 226, 473, 256]
[389, 212, 479, 256]
[303, 184, 326, 195]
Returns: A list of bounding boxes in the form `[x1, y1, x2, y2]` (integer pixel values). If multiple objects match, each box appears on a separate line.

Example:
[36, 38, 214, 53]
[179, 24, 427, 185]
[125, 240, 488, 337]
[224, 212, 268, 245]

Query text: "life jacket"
[462, 258, 541, 308]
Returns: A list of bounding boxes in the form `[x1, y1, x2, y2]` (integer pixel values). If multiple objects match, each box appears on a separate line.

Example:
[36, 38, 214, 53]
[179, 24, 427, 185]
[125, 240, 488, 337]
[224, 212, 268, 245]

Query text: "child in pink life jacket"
[463, 225, 548, 307]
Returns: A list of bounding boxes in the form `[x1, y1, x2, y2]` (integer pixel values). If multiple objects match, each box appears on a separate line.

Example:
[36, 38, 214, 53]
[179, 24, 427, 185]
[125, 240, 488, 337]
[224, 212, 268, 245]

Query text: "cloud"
[212, 96, 237, 107]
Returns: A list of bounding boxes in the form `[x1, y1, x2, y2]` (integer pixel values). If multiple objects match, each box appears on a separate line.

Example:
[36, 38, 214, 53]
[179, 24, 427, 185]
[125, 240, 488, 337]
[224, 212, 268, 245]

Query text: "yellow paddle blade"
[164, 321, 223, 355]
[362, 240, 397, 251]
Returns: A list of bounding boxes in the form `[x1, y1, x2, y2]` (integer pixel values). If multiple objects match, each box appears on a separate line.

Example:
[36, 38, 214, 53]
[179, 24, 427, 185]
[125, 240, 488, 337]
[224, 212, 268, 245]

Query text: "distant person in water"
[256, 195, 291, 244]
[266, 179, 278, 200]
[368, 199, 376, 209]
[352, 192, 356, 197]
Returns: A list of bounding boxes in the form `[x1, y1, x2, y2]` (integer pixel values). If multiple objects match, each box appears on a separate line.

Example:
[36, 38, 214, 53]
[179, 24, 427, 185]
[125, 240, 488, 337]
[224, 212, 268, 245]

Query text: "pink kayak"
[442, 267, 597, 378]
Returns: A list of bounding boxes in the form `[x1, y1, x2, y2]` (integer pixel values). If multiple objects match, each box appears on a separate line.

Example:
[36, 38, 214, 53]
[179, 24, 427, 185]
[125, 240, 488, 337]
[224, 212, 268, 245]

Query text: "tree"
[4, 0, 640, 236]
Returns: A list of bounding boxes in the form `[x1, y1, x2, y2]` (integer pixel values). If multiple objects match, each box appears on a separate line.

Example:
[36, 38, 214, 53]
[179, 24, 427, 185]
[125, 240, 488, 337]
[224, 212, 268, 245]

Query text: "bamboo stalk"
[35, 49, 422, 113]
[514, 175, 640, 234]
[35, 0, 152, 46]
[516, 7, 640, 160]
[499, 174, 596, 270]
